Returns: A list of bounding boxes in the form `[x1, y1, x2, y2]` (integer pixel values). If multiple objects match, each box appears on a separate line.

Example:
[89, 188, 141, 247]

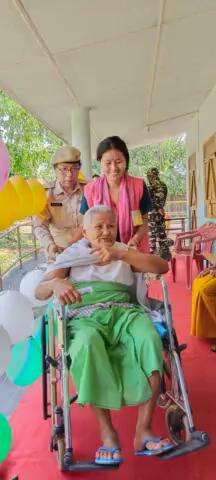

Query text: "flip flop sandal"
[95, 446, 123, 465]
[135, 436, 174, 457]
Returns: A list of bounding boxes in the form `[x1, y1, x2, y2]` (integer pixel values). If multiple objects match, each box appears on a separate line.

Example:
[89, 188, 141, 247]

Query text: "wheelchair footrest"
[63, 449, 119, 471]
[159, 431, 210, 460]
[63, 461, 120, 471]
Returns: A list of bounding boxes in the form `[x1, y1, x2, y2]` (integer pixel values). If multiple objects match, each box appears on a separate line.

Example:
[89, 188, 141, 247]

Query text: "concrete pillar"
[195, 111, 205, 226]
[71, 107, 92, 180]
[185, 152, 191, 230]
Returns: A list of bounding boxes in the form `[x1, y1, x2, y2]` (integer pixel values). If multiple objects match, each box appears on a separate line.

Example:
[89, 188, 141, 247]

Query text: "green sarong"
[66, 281, 163, 410]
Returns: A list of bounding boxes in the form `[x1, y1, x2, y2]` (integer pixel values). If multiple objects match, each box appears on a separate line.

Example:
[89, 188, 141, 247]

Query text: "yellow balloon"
[10, 176, 34, 219]
[78, 171, 87, 183]
[0, 180, 20, 231]
[27, 179, 47, 215]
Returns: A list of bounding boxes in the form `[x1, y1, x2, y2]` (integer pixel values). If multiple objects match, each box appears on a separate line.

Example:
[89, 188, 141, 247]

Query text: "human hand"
[127, 235, 139, 248]
[198, 267, 216, 278]
[52, 278, 82, 305]
[158, 208, 165, 216]
[198, 268, 209, 278]
[47, 243, 64, 261]
[209, 267, 216, 277]
[91, 243, 121, 265]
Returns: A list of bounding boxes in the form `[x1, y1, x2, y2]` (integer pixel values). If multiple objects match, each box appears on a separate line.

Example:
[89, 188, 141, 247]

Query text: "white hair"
[83, 205, 116, 228]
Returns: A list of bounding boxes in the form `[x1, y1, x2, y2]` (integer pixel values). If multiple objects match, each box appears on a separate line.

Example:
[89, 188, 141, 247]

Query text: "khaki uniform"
[34, 181, 83, 249]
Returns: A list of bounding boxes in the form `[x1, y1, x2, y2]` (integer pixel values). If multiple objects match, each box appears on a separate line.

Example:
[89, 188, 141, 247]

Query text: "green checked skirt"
[66, 281, 163, 410]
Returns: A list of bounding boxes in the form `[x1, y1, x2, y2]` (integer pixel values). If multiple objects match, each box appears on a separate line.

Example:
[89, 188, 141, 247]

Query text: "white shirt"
[70, 259, 135, 286]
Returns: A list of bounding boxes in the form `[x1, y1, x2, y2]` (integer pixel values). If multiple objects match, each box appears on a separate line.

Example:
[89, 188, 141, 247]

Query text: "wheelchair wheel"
[165, 405, 191, 445]
[157, 392, 172, 409]
[157, 352, 172, 409]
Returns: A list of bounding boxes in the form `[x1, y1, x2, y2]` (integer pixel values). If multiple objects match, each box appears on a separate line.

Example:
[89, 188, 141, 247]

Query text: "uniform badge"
[132, 210, 143, 226]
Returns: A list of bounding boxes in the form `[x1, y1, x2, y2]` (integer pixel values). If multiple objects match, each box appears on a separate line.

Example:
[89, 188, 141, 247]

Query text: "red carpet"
[1, 261, 215, 480]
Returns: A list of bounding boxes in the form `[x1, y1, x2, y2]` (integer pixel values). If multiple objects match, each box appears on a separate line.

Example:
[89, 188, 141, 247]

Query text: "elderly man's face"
[55, 162, 80, 188]
[83, 212, 117, 247]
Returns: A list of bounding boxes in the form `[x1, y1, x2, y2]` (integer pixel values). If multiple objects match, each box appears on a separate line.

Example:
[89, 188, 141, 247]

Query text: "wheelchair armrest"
[54, 299, 66, 319]
[144, 273, 162, 281]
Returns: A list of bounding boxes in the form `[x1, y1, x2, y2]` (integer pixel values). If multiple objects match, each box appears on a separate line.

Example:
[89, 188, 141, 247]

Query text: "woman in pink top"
[80, 136, 152, 252]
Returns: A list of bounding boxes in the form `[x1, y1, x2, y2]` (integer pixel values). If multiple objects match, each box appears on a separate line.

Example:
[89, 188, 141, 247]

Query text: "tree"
[0, 90, 62, 179]
[129, 136, 187, 197]
[1, 90, 187, 196]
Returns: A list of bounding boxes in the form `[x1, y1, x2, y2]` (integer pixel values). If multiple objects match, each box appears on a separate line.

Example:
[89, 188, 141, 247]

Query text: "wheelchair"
[41, 275, 209, 472]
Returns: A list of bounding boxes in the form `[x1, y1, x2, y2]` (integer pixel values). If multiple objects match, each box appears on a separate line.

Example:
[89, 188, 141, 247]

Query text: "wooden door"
[188, 153, 197, 229]
[204, 135, 216, 218]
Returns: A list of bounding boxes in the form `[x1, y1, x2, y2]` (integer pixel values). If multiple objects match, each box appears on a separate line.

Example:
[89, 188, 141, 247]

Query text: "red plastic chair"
[171, 227, 216, 288]
[174, 223, 215, 253]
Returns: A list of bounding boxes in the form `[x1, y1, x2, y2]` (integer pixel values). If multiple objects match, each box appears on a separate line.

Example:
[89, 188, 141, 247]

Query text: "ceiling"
[1, 0, 216, 154]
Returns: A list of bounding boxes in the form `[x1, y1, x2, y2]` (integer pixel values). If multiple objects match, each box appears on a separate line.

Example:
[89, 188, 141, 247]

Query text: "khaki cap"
[52, 146, 81, 166]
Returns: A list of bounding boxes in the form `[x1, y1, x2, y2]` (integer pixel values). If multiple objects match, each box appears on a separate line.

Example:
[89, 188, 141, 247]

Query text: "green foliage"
[0, 90, 62, 179]
[129, 136, 187, 197]
[0, 90, 186, 195]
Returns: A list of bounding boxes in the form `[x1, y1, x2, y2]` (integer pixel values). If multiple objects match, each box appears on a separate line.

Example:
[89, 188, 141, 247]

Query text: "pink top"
[84, 174, 149, 252]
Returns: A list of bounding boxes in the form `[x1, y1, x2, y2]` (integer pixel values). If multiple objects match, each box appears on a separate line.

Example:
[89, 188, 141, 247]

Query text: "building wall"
[186, 86, 216, 226]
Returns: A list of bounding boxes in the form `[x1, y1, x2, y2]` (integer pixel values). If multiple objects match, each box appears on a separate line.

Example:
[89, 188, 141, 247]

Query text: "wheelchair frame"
[41, 275, 209, 471]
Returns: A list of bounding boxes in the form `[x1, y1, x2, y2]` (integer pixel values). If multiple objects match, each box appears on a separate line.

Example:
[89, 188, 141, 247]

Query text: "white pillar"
[185, 152, 190, 230]
[71, 107, 92, 179]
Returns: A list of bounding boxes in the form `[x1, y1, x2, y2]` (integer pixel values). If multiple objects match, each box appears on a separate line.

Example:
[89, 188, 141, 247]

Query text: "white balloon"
[0, 326, 11, 375]
[20, 269, 48, 307]
[0, 290, 34, 344]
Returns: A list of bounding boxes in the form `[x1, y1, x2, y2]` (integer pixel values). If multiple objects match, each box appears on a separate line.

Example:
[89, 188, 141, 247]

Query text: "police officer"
[34, 146, 83, 260]
[147, 167, 172, 261]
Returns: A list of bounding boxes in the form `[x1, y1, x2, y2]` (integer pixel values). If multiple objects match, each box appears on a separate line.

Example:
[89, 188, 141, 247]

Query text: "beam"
[144, 110, 196, 130]
[145, 0, 166, 127]
[12, 0, 79, 105]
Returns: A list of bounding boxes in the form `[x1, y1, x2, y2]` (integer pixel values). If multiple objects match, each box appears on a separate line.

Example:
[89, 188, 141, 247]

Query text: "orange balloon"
[27, 179, 47, 214]
[10, 176, 34, 219]
[0, 180, 20, 230]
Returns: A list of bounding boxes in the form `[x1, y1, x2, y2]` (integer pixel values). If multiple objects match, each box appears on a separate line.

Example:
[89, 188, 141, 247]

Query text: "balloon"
[0, 414, 12, 462]
[20, 269, 50, 321]
[0, 326, 11, 375]
[6, 336, 42, 387]
[0, 290, 34, 344]
[0, 180, 20, 230]
[10, 176, 34, 219]
[78, 171, 87, 183]
[27, 179, 47, 215]
[0, 139, 10, 191]
[20, 269, 48, 307]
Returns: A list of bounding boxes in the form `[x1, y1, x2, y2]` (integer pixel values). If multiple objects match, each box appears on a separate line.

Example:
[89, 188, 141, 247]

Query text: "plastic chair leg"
[195, 258, 204, 272]
[186, 256, 191, 289]
[171, 257, 176, 282]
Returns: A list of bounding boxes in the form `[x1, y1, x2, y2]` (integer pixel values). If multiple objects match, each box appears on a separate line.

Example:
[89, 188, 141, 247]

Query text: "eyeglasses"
[57, 164, 81, 174]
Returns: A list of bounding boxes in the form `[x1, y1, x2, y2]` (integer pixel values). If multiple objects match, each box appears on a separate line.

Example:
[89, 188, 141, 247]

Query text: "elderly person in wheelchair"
[36, 205, 174, 465]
